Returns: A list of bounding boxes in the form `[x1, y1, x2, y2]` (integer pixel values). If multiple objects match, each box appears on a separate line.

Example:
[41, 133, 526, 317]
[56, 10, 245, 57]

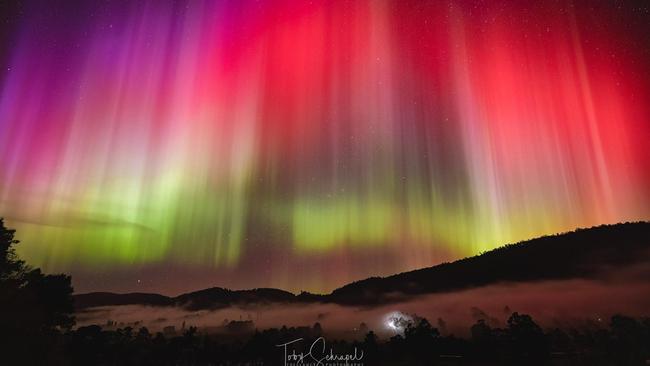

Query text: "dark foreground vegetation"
[4, 310, 650, 365]
[2, 219, 650, 365]
[56, 312, 650, 366]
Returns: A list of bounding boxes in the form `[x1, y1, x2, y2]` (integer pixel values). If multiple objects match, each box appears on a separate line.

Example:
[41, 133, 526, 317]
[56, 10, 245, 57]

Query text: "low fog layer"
[77, 266, 650, 339]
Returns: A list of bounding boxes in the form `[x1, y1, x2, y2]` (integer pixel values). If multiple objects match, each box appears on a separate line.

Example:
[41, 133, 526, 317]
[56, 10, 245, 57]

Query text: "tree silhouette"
[403, 318, 440, 363]
[471, 318, 499, 361]
[506, 312, 549, 362]
[0, 218, 75, 365]
[0, 218, 25, 279]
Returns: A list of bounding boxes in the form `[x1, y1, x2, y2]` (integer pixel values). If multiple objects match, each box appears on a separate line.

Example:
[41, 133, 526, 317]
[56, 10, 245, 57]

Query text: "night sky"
[0, 0, 649, 295]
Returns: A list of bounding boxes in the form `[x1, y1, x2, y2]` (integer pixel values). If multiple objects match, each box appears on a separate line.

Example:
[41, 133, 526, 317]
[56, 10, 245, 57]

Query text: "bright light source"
[383, 311, 413, 334]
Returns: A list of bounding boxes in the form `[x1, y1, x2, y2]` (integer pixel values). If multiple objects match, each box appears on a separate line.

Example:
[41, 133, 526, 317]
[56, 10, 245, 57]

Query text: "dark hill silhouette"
[75, 222, 650, 309]
[175, 287, 297, 310]
[329, 221, 650, 304]
[74, 287, 311, 310]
